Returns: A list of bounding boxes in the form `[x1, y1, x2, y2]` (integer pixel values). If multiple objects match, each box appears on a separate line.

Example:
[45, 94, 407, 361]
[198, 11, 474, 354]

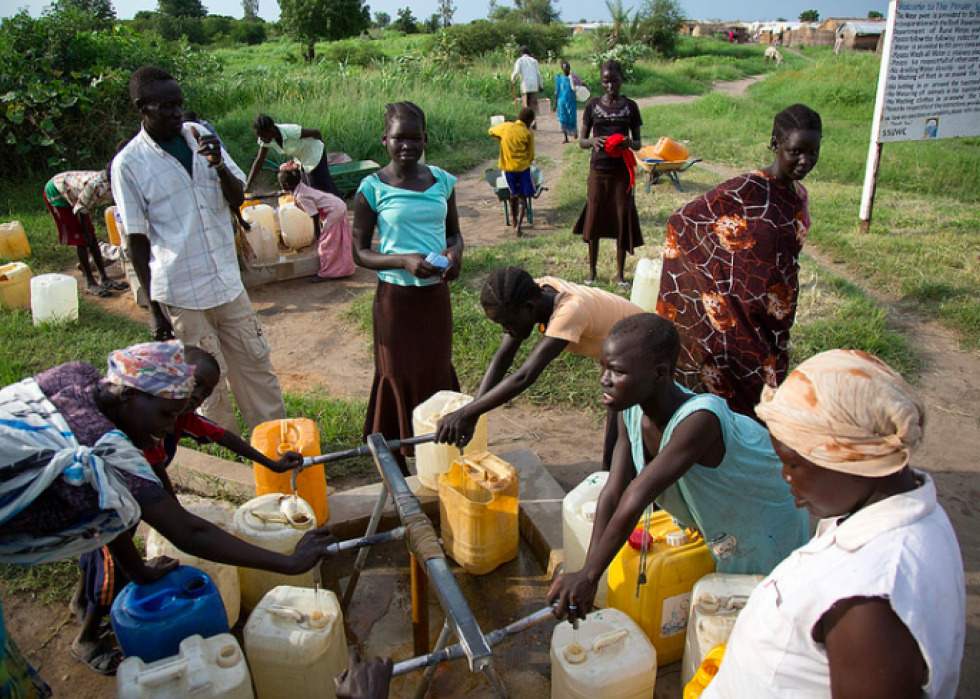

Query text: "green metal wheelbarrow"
[261, 157, 380, 198]
[484, 166, 547, 227]
[635, 158, 703, 193]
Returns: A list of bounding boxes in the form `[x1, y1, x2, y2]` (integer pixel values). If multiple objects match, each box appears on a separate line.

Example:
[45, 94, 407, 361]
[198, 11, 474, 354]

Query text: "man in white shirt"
[510, 46, 543, 128]
[111, 65, 286, 434]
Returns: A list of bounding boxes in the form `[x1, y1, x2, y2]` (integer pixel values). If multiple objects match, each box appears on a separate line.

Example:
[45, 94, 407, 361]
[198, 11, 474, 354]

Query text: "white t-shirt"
[703, 472, 965, 699]
[257, 123, 324, 171]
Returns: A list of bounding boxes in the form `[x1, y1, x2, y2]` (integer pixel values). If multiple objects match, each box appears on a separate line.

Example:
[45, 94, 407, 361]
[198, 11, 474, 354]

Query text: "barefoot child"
[43, 170, 129, 297]
[278, 163, 356, 282]
[435, 266, 642, 470]
[488, 108, 536, 237]
[548, 314, 808, 621]
[71, 345, 303, 675]
[352, 101, 464, 475]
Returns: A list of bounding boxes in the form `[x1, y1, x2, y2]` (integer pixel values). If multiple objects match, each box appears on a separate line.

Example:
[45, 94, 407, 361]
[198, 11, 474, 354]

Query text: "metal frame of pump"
[295, 433, 555, 699]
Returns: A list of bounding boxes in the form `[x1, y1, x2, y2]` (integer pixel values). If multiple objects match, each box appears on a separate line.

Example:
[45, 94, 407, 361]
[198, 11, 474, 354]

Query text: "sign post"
[860, 0, 980, 231]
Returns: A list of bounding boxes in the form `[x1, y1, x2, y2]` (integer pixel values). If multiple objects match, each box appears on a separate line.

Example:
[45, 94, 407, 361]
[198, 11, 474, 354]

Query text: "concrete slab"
[241, 246, 319, 288]
[169, 445, 256, 503]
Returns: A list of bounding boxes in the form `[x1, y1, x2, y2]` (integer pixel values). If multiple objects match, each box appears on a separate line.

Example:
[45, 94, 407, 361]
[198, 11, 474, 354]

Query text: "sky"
[5, 0, 891, 24]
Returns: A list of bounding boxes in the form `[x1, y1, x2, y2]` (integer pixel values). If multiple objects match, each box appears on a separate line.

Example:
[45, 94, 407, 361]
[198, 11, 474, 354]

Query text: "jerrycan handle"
[277, 419, 298, 455]
[463, 460, 508, 491]
[591, 628, 629, 652]
[138, 660, 188, 687]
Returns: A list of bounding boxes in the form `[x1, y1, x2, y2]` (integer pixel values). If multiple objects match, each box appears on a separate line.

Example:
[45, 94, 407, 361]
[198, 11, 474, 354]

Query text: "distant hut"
[839, 20, 887, 51]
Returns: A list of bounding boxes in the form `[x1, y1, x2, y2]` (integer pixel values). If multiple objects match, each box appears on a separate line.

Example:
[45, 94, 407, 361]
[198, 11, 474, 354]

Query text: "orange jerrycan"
[104, 206, 122, 247]
[651, 136, 690, 162]
[251, 419, 327, 524]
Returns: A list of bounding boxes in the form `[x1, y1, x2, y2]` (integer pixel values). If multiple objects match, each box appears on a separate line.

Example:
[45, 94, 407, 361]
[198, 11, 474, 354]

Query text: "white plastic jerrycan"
[562, 471, 610, 607]
[412, 390, 488, 491]
[241, 202, 278, 236]
[277, 202, 315, 250]
[551, 607, 657, 699]
[30, 273, 77, 325]
[232, 494, 316, 611]
[146, 501, 242, 627]
[244, 586, 348, 699]
[116, 633, 253, 699]
[681, 573, 763, 686]
[245, 224, 279, 265]
[629, 256, 662, 313]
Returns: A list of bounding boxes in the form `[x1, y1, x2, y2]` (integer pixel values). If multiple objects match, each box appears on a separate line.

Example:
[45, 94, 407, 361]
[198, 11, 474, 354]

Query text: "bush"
[443, 20, 569, 59]
[232, 20, 267, 45]
[0, 7, 220, 178]
[318, 41, 387, 67]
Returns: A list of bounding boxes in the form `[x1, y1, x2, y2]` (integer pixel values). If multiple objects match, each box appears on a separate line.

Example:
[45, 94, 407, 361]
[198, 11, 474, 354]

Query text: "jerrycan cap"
[563, 642, 587, 664]
[580, 501, 598, 522]
[216, 643, 241, 668]
[666, 530, 688, 547]
[628, 528, 652, 551]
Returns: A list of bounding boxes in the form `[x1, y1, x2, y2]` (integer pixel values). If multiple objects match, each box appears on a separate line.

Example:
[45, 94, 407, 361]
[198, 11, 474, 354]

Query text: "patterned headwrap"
[756, 349, 925, 477]
[105, 341, 195, 400]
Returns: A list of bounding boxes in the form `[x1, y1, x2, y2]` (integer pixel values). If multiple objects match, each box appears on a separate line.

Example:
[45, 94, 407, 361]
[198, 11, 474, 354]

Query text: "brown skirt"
[363, 280, 459, 456]
[572, 166, 643, 253]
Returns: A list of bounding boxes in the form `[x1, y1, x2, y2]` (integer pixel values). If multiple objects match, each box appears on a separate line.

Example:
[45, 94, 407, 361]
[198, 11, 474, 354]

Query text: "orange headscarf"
[756, 349, 925, 477]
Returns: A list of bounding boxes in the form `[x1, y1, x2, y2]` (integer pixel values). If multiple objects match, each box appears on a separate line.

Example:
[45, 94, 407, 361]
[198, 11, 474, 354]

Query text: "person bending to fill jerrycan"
[547, 314, 807, 636]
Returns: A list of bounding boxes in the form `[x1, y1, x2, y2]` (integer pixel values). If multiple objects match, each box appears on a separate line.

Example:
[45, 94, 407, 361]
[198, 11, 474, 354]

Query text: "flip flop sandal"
[85, 286, 112, 297]
[71, 638, 123, 676]
[104, 280, 129, 291]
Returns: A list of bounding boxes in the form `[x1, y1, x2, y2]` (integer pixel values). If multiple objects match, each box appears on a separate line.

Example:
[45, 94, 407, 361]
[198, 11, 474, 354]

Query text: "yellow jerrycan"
[0, 262, 33, 311]
[0, 221, 31, 260]
[251, 418, 327, 525]
[104, 206, 122, 247]
[607, 510, 716, 665]
[439, 452, 518, 575]
[683, 643, 726, 698]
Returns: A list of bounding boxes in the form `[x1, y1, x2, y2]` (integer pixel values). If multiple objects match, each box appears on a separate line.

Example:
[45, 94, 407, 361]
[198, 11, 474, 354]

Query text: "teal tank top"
[623, 388, 808, 575]
[357, 165, 457, 287]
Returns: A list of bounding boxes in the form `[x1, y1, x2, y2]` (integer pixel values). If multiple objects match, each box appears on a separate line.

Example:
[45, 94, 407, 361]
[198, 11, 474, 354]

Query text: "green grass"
[0, 559, 80, 605]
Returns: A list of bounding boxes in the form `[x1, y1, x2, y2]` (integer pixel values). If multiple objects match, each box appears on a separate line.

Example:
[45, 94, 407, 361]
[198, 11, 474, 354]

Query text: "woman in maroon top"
[572, 60, 643, 287]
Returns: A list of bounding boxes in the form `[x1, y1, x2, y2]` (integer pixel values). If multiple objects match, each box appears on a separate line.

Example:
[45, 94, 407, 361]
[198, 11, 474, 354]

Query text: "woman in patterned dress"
[656, 104, 822, 418]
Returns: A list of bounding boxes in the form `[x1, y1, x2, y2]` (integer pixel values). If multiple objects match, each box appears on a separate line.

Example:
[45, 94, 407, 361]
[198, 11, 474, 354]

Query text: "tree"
[439, 0, 456, 27]
[423, 13, 441, 32]
[515, 0, 560, 24]
[642, 0, 684, 56]
[242, 0, 258, 20]
[868, 9, 883, 18]
[278, 0, 370, 61]
[49, 0, 115, 27]
[392, 7, 418, 33]
[798, 9, 819, 21]
[374, 11, 390, 27]
[158, 0, 207, 19]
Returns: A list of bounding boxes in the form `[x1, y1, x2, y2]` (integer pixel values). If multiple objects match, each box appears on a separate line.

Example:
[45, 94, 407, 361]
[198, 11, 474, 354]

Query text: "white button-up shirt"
[111, 126, 246, 310]
[704, 472, 965, 699]
[511, 54, 543, 94]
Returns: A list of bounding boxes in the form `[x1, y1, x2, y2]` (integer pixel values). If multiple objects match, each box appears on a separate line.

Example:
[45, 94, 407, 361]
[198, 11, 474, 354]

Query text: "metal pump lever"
[289, 433, 436, 492]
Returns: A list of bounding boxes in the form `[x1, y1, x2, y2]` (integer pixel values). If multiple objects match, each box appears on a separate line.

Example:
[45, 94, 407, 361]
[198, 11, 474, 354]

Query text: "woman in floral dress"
[656, 104, 822, 418]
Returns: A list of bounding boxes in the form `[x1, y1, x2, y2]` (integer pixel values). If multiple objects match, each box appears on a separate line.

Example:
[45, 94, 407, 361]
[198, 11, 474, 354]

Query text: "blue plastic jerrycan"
[111, 565, 229, 663]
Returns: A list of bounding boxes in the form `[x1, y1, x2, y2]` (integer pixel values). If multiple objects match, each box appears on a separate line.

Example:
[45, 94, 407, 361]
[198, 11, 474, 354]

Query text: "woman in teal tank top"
[352, 102, 465, 475]
[548, 313, 807, 621]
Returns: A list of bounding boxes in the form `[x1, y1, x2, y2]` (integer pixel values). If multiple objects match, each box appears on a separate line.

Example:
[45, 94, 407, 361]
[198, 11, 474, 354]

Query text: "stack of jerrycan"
[117, 634, 253, 699]
[111, 566, 229, 664]
[0, 221, 31, 260]
[146, 501, 242, 626]
[232, 493, 317, 611]
[562, 472, 610, 607]
[240, 200, 279, 264]
[550, 607, 658, 699]
[681, 573, 762, 686]
[607, 509, 715, 665]
[0, 262, 32, 311]
[439, 452, 518, 575]
[413, 390, 488, 491]
[251, 418, 328, 526]
[244, 586, 348, 699]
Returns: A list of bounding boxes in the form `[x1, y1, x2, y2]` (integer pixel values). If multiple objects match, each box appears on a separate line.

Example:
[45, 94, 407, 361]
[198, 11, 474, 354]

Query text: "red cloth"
[603, 133, 636, 191]
[143, 412, 226, 466]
